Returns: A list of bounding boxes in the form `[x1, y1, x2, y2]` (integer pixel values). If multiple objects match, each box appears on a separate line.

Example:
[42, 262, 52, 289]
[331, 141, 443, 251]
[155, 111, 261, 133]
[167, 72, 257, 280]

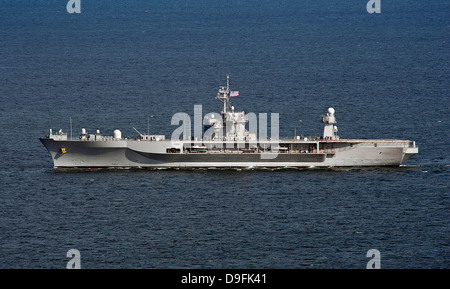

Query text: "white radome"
[113, 129, 122, 139]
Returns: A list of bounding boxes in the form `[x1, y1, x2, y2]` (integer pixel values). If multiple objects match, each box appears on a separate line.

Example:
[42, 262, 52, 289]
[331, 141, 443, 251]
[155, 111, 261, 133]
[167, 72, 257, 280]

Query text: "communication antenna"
[216, 74, 231, 115]
[70, 117, 72, 140]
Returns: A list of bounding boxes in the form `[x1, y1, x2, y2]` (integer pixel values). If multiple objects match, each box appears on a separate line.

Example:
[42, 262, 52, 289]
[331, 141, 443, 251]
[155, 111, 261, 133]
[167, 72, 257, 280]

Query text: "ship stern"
[401, 143, 419, 163]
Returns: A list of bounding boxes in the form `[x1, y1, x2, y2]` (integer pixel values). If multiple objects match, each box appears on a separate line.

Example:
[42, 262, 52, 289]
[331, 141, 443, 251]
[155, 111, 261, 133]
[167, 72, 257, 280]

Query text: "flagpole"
[226, 74, 230, 113]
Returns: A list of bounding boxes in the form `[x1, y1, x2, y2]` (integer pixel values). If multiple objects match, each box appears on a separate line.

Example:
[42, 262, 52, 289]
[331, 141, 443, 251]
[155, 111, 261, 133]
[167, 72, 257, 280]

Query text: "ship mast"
[216, 74, 231, 116]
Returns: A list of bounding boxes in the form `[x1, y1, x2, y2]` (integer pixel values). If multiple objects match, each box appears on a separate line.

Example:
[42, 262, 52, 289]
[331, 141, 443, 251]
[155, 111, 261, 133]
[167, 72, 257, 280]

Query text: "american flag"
[230, 91, 239, 97]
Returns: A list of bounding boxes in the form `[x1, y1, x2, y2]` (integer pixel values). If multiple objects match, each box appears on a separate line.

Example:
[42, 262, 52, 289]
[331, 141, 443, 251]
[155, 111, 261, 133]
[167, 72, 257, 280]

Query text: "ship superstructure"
[40, 76, 418, 168]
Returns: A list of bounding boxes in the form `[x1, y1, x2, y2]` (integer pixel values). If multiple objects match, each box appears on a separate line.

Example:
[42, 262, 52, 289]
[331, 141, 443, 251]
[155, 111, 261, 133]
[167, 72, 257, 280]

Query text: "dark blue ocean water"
[0, 0, 448, 268]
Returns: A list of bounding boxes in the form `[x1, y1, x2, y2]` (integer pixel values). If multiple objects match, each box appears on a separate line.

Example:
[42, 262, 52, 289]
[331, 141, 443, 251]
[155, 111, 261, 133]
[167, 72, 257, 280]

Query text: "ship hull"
[40, 138, 418, 169]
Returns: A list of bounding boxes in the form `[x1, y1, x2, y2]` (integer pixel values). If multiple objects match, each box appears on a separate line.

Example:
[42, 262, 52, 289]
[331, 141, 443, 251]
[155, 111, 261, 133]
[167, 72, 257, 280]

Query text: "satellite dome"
[113, 129, 122, 139]
[328, 107, 335, 114]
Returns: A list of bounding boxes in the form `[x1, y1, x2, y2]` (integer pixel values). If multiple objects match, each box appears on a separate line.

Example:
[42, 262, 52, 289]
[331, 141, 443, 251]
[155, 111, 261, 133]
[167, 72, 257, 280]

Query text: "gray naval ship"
[40, 76, 418, 169]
